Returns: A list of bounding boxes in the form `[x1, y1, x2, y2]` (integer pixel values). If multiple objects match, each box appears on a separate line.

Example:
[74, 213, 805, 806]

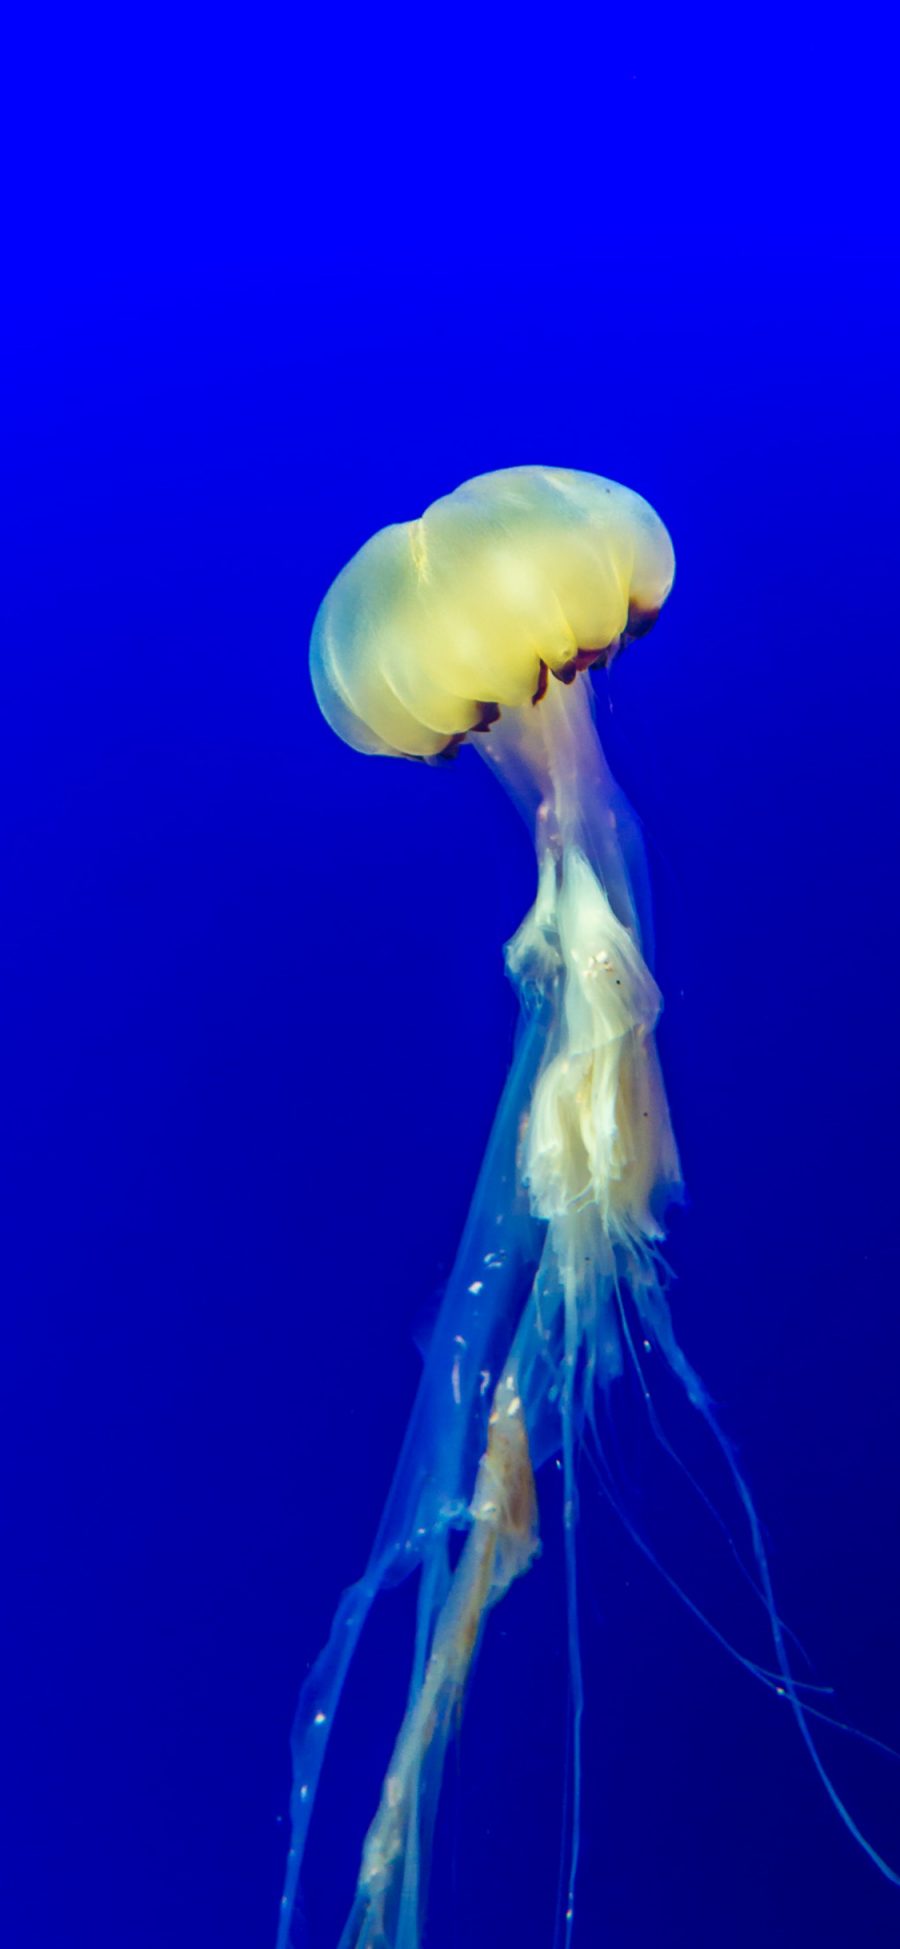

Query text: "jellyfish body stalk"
[281, 468, 899, 1949]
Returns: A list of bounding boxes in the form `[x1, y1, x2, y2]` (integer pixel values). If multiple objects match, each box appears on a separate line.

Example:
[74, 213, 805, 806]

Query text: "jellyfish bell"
[310, 464, 675, 762]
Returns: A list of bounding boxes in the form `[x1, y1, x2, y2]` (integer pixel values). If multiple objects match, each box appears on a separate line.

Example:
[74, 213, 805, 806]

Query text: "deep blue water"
[4, 9, 900, 1947]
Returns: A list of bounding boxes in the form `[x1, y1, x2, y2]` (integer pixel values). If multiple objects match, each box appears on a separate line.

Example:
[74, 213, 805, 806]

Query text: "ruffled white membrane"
[280, 468, 898, 1949]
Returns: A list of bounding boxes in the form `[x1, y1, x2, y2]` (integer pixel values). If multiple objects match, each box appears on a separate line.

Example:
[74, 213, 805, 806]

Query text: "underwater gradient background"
[4, 8, 900, 1947]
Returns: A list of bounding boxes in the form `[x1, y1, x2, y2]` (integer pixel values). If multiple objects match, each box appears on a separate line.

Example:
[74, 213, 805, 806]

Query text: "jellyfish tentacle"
[560, 1257, 585, 1949]
[584, 1422, 900, 1764]
[611, 1272, 816, 1665]
[625, 1273, 900, 1886]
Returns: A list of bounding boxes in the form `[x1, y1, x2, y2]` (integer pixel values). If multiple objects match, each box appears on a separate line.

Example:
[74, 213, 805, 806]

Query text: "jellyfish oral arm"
[484, 673, 681, 1253]
[346, 1369, 538, 1946]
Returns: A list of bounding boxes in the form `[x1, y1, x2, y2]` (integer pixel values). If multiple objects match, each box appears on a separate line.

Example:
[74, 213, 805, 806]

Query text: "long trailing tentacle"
[611, 1274, 814, 1666]
[633, 1273, 900, 1886]
[583, 1429, 900, 1759]
[559, 1262, 585, 1949]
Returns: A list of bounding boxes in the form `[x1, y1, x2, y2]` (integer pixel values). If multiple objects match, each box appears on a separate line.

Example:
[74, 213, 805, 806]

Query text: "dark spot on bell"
[470, 700, 501, 734]
[428, 732, 466, 764]
[624, 600, 661, 642]
[531, 660, 549, 705]
[552, 641, 619, 684]
[427, 701, 501, 762]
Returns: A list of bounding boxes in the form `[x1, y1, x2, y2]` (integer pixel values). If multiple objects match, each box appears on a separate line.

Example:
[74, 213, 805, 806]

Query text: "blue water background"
[4, 11, 900, 1946]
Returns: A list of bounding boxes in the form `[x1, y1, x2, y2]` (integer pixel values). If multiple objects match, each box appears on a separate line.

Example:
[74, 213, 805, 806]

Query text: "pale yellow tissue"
[309, 466, 675, 758]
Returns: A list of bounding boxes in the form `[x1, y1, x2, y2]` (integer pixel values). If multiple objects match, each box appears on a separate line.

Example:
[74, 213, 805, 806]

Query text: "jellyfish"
[278, 466, 897, 1948]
